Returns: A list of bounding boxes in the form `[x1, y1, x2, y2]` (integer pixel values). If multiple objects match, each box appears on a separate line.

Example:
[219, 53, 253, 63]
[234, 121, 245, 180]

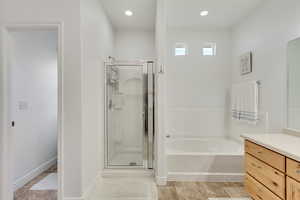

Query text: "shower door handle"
[146, 62, 154, 169]
[142, 111, 147, 131]
[108, 99, 113, 110]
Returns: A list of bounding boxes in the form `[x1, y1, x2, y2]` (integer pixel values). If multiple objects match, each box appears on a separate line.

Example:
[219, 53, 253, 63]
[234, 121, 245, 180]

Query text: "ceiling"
[100, 0, 156, 31]
[166, 0, 263, 29]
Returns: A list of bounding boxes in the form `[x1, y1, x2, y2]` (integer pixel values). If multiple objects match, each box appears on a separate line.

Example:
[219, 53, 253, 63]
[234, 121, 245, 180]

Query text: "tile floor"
[158, 182, 249, 200]
[14, 167, 249, 200]
[14, 164, 57, 200]
[87, 176, 157, 200]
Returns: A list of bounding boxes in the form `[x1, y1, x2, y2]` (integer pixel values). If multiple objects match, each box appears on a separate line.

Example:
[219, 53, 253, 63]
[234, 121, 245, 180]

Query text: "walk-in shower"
[104, 60, 155, 169]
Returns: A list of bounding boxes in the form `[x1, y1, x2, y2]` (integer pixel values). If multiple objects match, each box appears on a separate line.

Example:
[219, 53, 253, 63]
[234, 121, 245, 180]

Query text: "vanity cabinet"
[245, 140, 300, 200]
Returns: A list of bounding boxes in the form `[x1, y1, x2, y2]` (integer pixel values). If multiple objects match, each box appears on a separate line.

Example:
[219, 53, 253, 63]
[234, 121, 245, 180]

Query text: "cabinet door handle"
[272, 181, 278, 187]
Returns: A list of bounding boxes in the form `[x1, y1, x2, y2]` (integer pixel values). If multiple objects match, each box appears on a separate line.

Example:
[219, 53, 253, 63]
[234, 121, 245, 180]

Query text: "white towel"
[231, 81, 259, 124]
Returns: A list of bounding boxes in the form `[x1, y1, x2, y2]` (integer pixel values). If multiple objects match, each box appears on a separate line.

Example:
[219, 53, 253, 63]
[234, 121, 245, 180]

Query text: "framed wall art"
[240, 52, 252, 75]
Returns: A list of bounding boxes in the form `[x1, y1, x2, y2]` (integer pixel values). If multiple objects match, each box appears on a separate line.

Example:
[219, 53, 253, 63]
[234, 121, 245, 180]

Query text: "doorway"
[1, 24, 63, 200]
[104, 61, 155, 169]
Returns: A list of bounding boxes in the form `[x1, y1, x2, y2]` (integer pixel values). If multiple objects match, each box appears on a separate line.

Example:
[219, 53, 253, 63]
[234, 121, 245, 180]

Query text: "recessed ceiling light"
[200, 10, 209, 16]
[125, 10, 133, 16]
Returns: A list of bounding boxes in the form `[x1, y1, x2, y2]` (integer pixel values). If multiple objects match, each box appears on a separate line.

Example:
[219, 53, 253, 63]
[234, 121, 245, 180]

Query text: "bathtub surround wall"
[166, 138, 244, 181]
[9, 31, 58, 191]
[230, 0, 300, 141]
[80, 0, 115, 194]
[165, 28, 232, 138]
[115, 29, 155, 61]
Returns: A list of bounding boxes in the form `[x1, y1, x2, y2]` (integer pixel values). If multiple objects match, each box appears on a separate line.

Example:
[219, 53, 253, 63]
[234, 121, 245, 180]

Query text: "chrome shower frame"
[104, 60, 155, 169]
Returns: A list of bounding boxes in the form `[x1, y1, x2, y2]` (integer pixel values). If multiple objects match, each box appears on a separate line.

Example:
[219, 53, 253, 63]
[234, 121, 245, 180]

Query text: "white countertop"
[241, 133, 300, 162]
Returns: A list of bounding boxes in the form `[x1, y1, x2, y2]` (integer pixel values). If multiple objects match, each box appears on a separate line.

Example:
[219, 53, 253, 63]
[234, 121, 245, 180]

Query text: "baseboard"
[13, 157, 57, 191]
[167, 172, 245, 182]
[82, 171, 102, 200]
[155, 176, 167, 186]
[283, 128, 300, 137]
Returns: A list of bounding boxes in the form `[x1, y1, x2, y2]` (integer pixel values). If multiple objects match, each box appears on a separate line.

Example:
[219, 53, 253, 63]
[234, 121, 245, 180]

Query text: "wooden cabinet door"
[245, 140, 285, 172]
[246, 154, 285, 199]
[287, 177, 300, 200]
[246, 174, 281, 200]
[287, 158, 300, 182]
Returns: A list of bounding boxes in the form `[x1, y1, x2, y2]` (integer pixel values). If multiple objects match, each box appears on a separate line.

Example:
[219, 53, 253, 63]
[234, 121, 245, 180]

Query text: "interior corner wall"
[115, 29, 155, 60]
[230, 0, 300, 141]
[80, 0, 115, 194]
[1, 0, 83, 198]
[165, 28, 232, 138]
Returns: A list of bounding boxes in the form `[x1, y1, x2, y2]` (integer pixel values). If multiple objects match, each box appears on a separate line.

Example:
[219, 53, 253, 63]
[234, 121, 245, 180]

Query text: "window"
[202, 43, 216, 56]
[175, 43, 188, 56]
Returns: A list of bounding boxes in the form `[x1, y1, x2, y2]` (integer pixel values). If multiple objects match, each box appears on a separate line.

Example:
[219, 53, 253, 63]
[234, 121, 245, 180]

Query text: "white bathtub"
[166, 137, 244, 182]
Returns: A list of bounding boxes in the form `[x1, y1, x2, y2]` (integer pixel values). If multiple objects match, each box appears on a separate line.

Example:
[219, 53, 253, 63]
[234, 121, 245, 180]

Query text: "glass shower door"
[105, 63, 152, 168]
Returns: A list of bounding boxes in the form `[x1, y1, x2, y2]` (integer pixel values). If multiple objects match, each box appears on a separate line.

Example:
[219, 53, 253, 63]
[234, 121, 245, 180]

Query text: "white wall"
[80, 0, 115, 194]
[9, 31, 57, 189]
[0, 0, 6, 196]
[154, 0, 168, 185]
[230, 0, 300, 141]
[287, 38, 300, 130]
[0, 0, 83, 198]
[165, 29, 232, 138]
[115, 30, 155, 60]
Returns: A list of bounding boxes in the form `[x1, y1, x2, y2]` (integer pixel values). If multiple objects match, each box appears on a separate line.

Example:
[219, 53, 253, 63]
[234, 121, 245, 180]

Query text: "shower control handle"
[142, 112, 145, 119]
[108, 99, 113, 110]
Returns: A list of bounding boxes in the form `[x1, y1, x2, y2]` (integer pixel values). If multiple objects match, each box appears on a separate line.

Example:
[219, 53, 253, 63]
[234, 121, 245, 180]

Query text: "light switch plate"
[18, 101, 29, 110]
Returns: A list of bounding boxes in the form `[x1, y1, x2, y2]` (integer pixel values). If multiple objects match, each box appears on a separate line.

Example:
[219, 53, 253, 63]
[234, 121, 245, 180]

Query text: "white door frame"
[0, 23, 64, 200]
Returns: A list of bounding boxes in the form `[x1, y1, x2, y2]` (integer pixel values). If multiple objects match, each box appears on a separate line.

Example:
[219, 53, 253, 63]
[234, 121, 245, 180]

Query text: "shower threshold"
[102, 168, 154, 178]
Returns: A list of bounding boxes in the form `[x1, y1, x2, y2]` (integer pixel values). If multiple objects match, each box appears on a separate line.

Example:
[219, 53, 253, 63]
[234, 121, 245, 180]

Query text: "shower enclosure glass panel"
[105, 61, 154, 168]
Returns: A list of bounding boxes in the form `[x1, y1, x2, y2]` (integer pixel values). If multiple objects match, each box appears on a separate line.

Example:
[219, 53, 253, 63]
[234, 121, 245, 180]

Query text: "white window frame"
[202, 42, 216, 56]
[174, 43, 188, 56]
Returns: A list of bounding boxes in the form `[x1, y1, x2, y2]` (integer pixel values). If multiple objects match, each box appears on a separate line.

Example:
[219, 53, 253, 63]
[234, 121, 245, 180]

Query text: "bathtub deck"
[158, 182, 249, 200]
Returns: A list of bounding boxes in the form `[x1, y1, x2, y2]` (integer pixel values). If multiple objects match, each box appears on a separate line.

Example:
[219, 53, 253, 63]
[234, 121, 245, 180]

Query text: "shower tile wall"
[107, 67, 144, 166]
